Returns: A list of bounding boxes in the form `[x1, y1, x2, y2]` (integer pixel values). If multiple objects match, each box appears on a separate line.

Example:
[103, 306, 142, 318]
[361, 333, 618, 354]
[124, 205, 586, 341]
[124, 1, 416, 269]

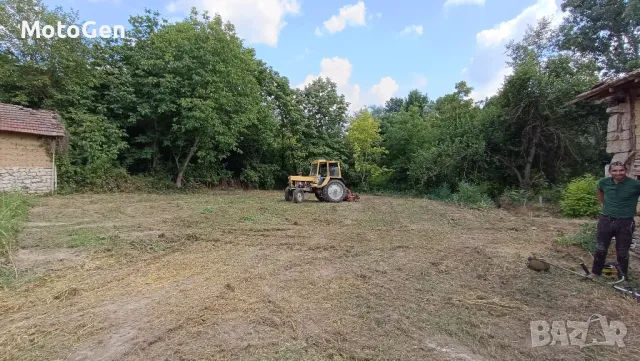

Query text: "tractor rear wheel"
[284, 187, 293, 201]
[322, 180, 346, 203]
[315, 190, 325, 202]
[293, 189, 304, 203]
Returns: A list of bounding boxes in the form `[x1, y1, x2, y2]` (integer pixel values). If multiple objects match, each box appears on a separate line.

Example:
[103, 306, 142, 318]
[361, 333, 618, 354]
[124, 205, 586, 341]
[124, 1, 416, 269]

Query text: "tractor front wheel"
[284, 187, 293, 201]
[293, 189, 304, 203]
[322, 180, 346, 203]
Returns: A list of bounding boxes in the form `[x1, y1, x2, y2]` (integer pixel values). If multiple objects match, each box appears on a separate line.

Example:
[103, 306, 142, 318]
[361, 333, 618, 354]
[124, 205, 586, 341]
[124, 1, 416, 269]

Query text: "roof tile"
[0, 103, 65, 137]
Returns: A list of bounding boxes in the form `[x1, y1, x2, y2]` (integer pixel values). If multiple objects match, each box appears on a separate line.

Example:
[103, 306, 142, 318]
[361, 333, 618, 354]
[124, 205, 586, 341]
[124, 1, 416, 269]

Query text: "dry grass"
[1, 190, 639, 361]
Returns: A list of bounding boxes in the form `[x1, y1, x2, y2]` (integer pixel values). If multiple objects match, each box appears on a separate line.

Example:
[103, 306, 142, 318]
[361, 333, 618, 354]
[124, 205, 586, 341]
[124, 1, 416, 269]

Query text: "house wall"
[605, 98, 640, 177]
[0, 131, 55, 193]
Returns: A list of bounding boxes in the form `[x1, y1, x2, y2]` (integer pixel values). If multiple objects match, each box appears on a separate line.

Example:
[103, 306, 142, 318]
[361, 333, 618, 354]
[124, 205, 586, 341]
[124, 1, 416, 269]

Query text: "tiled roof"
[0, 103, 65, 137]
[571, 69, 640, 104]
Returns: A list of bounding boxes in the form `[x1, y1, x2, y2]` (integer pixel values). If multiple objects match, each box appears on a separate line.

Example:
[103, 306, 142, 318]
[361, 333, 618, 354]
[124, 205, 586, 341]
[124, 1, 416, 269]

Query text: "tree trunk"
[152, 121, 159, 171]
[522, 118, 542, 190]
[175, 137, 200, 188]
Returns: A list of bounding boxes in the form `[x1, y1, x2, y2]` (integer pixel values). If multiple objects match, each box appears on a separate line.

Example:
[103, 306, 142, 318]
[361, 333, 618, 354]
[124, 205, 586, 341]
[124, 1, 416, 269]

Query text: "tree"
[558, 0, 640, 77]
[486, 20, 605, 190]
[126, 9, 263, 187]
[296, 77, 349, 164]
[407, 81, 485, 190]
[384, 97, 404, 113]
[345, 110, 389, 189]
[403, 89, 431, 116]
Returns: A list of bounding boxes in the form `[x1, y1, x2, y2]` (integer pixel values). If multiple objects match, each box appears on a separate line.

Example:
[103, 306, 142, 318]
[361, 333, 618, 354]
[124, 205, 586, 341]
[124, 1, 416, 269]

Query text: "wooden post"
[630, 89, 638, 178]
[51, 139, 56, 194]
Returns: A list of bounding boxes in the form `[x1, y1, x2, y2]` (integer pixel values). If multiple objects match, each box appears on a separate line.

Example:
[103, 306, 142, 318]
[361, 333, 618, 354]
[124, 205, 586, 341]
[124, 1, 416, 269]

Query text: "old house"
[0, 103, 66, 193]
[572, 69, 640, 177]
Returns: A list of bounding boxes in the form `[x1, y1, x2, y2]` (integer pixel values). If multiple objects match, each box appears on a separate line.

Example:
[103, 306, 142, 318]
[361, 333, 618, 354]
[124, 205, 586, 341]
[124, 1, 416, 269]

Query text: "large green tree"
[558, 0, 640, 77]
[486, 19, 607, 190]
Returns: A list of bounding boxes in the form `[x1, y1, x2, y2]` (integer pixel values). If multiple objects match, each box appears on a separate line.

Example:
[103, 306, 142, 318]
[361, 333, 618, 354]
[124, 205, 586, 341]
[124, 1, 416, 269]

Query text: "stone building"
[572, 69, 640, 177]
[0, 103, 66, 193]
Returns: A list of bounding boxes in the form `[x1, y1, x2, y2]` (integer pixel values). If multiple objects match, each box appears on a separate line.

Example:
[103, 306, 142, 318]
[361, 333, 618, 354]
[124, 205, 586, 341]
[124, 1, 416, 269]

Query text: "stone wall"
[0, 168, 54, 194]
[605, 98, 640, 177]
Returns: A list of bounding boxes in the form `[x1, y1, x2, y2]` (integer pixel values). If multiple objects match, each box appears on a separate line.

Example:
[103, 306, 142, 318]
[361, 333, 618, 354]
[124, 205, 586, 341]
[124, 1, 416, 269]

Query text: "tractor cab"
[309, 160, 341, 185]
[285, 159, 350, 203]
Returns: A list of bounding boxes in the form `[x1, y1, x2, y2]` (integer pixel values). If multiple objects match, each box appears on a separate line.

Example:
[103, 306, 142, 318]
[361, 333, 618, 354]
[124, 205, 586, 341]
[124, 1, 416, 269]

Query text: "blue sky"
[43, 0, 565, 111]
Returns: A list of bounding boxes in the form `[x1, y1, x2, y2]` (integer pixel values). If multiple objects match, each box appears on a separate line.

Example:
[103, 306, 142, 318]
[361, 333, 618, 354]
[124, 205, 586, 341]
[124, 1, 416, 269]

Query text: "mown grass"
[2, 191, 640, 361]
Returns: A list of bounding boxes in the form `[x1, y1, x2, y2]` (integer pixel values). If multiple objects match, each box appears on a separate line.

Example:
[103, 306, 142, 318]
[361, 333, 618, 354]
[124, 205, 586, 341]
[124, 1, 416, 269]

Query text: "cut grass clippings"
[2, 191, 640, 361]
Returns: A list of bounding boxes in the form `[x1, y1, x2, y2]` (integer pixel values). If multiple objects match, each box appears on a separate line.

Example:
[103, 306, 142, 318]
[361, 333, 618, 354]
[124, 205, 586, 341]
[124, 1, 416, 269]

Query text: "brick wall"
[0, 168, 54, 194]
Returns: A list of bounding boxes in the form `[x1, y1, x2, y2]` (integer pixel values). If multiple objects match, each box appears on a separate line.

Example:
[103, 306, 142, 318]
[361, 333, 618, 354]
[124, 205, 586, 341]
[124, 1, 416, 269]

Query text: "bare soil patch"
[1, 191, 639, 361]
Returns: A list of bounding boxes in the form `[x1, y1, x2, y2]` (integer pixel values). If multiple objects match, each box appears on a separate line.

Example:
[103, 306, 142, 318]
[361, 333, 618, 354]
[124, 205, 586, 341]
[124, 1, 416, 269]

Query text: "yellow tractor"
[284, 159, 357, 203]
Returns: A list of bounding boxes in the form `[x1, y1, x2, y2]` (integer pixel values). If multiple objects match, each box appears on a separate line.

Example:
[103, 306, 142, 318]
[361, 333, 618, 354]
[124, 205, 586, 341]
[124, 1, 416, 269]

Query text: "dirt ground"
[1, 191, 640, 361]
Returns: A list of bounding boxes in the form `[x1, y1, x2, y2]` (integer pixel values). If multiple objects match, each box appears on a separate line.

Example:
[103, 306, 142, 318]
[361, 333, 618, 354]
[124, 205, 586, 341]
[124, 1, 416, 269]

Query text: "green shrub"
[560, 174, 600, 218]
[498, 188, 531, 207]
[0, 192, 32, 258]
[555, 222, 597, 253]
[539, 184, 564, 205]
[450, 182, 495, 209]
[425, 183, 453, 201]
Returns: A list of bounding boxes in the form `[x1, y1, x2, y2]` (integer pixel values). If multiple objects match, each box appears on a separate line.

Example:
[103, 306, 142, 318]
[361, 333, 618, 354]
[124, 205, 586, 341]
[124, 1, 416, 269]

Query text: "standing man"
[592, 161, 640, 279]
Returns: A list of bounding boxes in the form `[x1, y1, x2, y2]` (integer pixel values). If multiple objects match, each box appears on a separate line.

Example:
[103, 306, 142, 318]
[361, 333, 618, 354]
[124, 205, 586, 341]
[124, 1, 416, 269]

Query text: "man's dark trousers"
[592, 215, 634, 277]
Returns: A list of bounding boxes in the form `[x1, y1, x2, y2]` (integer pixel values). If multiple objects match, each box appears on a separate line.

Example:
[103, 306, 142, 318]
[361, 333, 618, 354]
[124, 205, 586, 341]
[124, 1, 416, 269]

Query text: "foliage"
[555, 221, 597, 253]
[0, 192, 32, 259]
[558, 0, 640, 77]
[450, 182, 496, 209]
[0, 0, 626, 213]
[425, 182, 495, 209]
[560, 174, 601, 218]
[345, 110, 389, 190]
[484, 18, 607, 191]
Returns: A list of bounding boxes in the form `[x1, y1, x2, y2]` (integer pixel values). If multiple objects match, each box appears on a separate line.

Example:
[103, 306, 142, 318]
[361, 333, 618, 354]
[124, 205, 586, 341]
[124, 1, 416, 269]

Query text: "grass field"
[1, 190, 640, 361]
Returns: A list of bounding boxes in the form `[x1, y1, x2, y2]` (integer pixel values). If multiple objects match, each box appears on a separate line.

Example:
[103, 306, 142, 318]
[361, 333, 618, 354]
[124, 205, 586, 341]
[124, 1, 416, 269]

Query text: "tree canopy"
[0, 0, 632, 202]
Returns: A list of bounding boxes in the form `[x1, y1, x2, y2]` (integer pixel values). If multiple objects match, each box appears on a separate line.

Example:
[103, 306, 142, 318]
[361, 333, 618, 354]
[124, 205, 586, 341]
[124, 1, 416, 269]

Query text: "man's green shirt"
[598, 176, 640, 218]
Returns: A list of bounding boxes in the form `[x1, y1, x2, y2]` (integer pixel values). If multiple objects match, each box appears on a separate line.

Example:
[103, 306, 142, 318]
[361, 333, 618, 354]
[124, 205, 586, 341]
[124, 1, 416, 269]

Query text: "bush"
[425, 183, 453, 201]
[498, 188, 531, 207]
[0, 192, 32, 258]
[560, 174, 600, 218]
[555, 222, 597, 253]
[451, 182, 495, 209]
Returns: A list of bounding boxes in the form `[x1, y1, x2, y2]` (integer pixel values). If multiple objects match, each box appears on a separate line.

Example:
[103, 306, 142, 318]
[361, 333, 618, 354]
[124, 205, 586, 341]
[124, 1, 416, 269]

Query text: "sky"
[42, 0, 567, 112]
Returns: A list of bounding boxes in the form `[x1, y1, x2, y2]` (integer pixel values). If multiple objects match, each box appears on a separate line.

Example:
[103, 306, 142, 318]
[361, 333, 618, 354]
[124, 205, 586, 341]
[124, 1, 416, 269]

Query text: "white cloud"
[476, 0, 561, 47]
[465, 0, 564, 100]
[369, 77, 400, 104]
[164, 0, 300, 47]
[296, 57, 398, 112]
[316, 1, 366, 36]
[444, 0, 485, 7]
[400, 25, 423, 36]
